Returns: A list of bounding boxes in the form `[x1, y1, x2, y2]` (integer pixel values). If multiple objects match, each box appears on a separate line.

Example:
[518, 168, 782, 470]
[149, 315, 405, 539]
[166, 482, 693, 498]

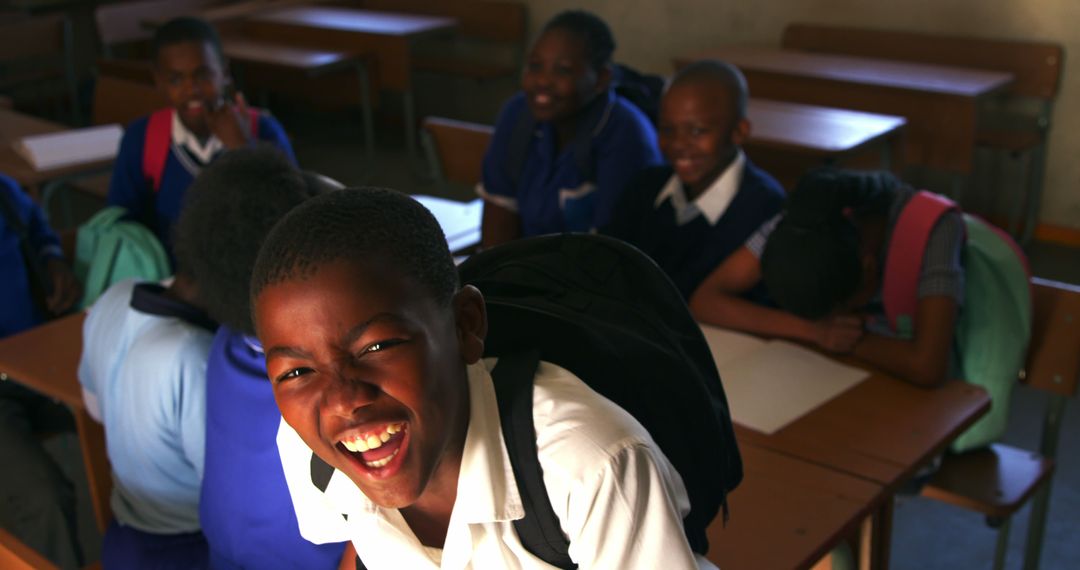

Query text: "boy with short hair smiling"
[252, 189, 715, 569]
[603, 60, 785, 300]
[107, 16, 295, 256]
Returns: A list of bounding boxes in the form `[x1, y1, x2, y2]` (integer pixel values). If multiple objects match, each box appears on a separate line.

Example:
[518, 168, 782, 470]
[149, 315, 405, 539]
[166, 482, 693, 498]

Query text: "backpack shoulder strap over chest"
[142, 107, 262, 192]
[881, 190, 960, 332]
[491, 351, 577, 570]
[503, 93, 613, 190]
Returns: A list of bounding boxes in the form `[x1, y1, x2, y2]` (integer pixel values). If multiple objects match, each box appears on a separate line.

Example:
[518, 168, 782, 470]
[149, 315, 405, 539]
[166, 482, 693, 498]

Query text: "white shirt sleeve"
[561, 443, 707, 570]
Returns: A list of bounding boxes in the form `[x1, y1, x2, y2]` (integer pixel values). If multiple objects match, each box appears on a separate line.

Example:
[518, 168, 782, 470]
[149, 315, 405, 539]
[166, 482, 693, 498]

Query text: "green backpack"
[883, 191, 1032, 452]
[74, 206, 171, 308]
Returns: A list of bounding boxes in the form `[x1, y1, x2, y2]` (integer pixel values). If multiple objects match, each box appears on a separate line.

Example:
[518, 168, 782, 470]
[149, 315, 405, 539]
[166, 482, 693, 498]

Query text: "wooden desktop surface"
[747, 98, 905, 158]
[0, 311, 85, 409]
[676, 46, 1013, 172]
[0, 109, 113, 192]
[710, 444, 885, 570]
[245, 6, 457, 91]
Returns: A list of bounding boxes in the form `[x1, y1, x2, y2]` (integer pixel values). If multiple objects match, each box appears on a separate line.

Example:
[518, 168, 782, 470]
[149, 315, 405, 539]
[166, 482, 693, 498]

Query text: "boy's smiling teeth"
[340, 422, 404, 453]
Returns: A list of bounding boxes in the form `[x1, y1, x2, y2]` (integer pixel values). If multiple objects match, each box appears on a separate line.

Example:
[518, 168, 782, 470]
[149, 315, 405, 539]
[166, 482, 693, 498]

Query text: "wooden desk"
[245, 6, 457, 159]
[221, 36, 375, 161]
[746, 98, 906, 189]
[734, 374, 990, 569]
[0, 109, 113, 195]
[0, 312, 113, 533]
[711, 445, 886, 570]
[675, 47, 1013, 173]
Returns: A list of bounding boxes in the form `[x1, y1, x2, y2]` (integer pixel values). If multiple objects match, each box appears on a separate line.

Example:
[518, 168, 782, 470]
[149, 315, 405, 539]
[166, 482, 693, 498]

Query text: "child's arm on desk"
[690, 246, 863, 353]
[852, 295, 957, 388]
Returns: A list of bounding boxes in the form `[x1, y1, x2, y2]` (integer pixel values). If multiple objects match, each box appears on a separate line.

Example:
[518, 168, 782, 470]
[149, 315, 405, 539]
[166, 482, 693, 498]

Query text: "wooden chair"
[782, 23, 1065, 245]
[361, 0, 527, 81]
[420, 116, 493, 190]
[0, 528, 59, 570]
[921, 277, 1080, 570]
[0, 13, 80, 124]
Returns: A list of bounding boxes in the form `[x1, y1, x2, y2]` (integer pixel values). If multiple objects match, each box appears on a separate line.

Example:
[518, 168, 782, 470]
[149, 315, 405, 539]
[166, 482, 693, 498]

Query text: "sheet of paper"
[412, 195, 482, 253]
[706, 333, 868, 434]
[13, 124, 122, 171]
[700, 324, 768, 370]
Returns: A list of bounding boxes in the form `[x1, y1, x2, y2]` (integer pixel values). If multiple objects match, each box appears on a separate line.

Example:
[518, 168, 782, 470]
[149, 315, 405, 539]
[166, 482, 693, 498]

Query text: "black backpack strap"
[504, 111, 536, 189]
[492, 351, 577, 570]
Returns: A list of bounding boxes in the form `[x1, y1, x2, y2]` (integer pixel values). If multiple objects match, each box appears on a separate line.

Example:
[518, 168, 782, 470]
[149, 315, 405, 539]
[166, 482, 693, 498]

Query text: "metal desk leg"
[403, 88, 417, 163]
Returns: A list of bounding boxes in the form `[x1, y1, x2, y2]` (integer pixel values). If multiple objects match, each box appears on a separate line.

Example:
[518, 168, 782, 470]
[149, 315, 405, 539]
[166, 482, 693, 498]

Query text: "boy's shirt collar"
[276, 359, 524, 553]
[171, 111, 224, 165]
[654, 149, 745, 226]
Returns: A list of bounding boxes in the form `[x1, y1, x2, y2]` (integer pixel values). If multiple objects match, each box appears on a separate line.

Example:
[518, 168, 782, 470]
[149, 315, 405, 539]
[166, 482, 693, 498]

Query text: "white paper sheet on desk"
[412, 195, 482, 253]
[701, 325, 869, 434]
[14, 124, 122, 171]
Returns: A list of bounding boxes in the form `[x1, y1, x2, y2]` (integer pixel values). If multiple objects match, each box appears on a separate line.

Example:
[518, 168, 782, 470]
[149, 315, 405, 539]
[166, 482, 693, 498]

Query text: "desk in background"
[0, 109, 113, 197]
[675, 47, 1012, 175]
[244, 6, 458, 161]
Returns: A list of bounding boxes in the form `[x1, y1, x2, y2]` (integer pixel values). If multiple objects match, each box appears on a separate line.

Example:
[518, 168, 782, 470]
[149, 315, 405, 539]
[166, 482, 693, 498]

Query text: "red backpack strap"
[247, 108, 260, 137]
[881, 191, 959, 332]
[142, 108, 174, 193]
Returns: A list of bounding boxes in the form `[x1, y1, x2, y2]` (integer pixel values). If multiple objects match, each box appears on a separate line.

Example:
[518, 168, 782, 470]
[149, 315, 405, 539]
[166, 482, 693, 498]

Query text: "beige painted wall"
[519, 0, 1079, 230]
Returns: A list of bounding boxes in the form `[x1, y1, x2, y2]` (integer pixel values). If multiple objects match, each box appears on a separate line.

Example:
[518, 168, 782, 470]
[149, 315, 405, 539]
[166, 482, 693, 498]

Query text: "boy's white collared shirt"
[170, 111, 224, 166]
[655, 150, 746, 227]
[277, 358, 717, 570]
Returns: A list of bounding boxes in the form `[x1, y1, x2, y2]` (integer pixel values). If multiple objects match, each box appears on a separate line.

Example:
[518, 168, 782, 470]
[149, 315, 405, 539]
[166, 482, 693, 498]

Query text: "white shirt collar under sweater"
[654, 150, 745, 226]
[170, 111, 223, 165]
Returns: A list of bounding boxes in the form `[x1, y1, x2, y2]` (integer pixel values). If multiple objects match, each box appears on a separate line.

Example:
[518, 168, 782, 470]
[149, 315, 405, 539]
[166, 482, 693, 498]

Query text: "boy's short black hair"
[152, 16, 224, 63]
[174, 145, 310, 335]
[760, 168, 897, 320]
[542, 10, 616, 71]
[250, 188, 459, 310]
[671, 59, 749, 120]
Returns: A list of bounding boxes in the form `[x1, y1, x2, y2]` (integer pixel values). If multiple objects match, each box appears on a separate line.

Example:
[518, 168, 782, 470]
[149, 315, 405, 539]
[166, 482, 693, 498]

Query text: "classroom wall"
[518, 0, 1080, 232]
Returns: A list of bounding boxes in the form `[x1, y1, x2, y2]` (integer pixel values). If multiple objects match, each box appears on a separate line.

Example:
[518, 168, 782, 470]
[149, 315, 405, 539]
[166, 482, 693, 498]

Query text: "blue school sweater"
[478, 89, 662, 236]
[0, 174, 63, 338]
[603, 160, 785, 299]
[200, 327, 345, 570]
[106, 112, 295, 257]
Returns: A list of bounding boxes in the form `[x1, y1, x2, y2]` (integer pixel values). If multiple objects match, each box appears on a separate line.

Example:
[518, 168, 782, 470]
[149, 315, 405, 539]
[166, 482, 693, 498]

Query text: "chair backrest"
[782, 23, 1064, 100]
[360, 0, 527, 44]
[95, 0, 214, 55]
[0, 528, 59, 570]
[92, 73, 166, 126]
[421, 116, 493, 186]
[1023, 277, 1080, 398]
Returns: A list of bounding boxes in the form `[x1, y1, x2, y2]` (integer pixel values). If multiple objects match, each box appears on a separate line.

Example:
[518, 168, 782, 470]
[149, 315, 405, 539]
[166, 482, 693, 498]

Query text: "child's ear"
[731, 117, 751, 146]
[453, 285, 487, 364]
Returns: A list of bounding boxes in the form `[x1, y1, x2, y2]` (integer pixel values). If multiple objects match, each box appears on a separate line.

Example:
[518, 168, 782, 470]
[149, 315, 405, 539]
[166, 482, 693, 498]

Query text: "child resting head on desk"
[106, 16, 295, 258]
[477, 9, 661, 248]
[171, 146, 348, 569]
[602, 59, 785, 299]
[691, 168, 966, 388]
[252, 188, 715, 569]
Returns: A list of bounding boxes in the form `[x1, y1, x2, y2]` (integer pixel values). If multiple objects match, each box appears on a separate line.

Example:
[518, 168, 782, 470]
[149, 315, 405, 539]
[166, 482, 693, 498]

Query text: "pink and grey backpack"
[883, 191, 1032, 452]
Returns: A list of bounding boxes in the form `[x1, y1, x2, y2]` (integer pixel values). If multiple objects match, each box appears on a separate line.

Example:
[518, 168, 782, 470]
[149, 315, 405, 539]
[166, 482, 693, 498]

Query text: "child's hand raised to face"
[206, 89, 253, 149]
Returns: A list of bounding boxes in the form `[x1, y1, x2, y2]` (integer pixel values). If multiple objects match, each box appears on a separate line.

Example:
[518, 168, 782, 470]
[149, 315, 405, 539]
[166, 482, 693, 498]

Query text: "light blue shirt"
[78, 279, 214, 534]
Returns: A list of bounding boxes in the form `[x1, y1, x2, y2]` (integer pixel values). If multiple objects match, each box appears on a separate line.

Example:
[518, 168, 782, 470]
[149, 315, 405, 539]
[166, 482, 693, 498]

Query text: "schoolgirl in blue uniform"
[478, 10, 661, 247]
[106, 17, 295, 257]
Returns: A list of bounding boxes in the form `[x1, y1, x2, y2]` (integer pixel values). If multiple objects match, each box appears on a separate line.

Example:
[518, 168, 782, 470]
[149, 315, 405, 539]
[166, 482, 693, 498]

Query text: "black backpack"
[459, 233, 742, 566]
